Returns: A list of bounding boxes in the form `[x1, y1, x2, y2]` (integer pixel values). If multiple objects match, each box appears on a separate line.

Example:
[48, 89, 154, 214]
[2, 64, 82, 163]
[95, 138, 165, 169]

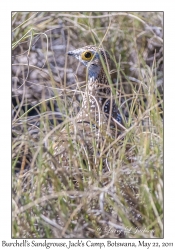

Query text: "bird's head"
[67, 45, 110, 81]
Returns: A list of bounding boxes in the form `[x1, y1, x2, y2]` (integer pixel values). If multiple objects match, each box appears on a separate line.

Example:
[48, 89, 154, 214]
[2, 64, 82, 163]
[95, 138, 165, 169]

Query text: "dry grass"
[12, 12, 163, 238]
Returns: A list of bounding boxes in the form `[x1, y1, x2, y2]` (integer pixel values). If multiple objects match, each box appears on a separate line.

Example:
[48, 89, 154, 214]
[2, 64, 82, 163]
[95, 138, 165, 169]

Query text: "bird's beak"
[67, 51, 74, 56]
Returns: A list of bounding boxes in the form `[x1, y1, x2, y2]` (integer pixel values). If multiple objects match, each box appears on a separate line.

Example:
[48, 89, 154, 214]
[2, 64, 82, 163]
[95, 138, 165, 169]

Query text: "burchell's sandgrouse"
[51, 45, 125, 172]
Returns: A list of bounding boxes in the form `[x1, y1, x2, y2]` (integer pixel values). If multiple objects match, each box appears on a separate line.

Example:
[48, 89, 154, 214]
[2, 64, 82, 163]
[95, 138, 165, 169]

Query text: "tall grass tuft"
[12, 12, 163, 238]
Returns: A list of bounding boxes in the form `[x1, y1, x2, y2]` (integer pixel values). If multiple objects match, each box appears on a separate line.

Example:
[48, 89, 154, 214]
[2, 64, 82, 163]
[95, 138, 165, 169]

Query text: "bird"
[49, 45, 125, 180]
[67, 45, 123, 126]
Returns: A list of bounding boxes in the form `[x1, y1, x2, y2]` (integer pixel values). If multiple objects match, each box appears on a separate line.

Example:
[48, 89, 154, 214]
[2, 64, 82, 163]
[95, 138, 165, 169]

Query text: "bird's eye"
[81, 51, 93, 61]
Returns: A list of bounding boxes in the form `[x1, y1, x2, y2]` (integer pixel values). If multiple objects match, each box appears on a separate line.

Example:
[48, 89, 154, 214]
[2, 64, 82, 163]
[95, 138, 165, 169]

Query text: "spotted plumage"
[51, 45, 125, 173]
[67, 45, 123, 126]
